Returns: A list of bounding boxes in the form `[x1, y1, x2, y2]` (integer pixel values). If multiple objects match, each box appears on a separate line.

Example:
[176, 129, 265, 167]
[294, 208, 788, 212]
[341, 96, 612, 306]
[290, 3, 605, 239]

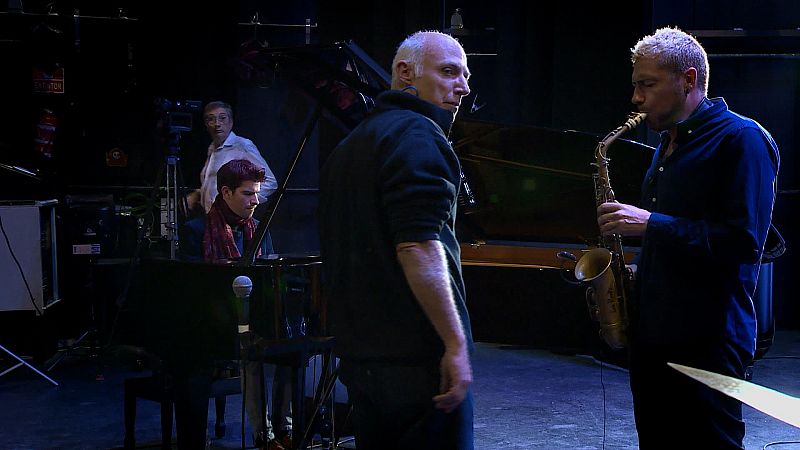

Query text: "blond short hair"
[631, 27, 709, 95]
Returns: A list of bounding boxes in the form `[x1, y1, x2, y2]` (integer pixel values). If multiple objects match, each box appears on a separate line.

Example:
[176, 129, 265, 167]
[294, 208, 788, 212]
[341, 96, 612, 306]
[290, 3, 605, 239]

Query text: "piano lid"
[237, 40, 390, 128]
[452, 118, 655, 245]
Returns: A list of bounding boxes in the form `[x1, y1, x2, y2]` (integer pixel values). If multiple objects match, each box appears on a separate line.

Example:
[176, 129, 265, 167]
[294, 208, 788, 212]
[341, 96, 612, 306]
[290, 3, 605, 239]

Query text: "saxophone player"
[597, 27, 779, 449]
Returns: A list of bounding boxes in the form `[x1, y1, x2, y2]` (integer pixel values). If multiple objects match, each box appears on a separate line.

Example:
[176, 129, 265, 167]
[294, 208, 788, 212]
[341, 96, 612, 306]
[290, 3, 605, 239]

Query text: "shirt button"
[658, 166, 664, 172]
[687, 129, 692, 134]
[651, 197, 657, 202]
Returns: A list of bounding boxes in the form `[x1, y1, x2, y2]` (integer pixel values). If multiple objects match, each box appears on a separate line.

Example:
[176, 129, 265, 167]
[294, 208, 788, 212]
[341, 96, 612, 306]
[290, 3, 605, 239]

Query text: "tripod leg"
[0, 344, 58, 386]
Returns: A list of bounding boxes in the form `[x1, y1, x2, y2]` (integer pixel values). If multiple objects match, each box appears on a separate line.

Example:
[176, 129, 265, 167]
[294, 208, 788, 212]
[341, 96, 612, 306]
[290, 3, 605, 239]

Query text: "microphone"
[232, 276, 253, 333]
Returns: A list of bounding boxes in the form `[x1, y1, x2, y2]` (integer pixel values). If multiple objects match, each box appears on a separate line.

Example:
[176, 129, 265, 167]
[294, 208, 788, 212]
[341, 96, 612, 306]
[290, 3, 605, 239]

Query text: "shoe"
[274, 433, 292, 449]
[266, 439, 287, 450]
[254, 431, 267, 448]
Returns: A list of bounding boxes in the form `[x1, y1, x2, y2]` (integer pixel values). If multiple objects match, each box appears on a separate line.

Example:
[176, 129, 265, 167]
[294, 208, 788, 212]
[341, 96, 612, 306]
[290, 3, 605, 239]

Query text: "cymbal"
[668, 362, 800, 428]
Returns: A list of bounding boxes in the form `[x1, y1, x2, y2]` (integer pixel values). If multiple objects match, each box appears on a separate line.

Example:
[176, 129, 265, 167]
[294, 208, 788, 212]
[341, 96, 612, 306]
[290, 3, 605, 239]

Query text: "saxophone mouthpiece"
[628, 112, 648, 128]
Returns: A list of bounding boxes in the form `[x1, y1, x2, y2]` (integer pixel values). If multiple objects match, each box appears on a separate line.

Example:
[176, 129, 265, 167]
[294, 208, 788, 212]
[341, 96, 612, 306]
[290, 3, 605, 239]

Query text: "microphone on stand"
[232, 276, 253, 334]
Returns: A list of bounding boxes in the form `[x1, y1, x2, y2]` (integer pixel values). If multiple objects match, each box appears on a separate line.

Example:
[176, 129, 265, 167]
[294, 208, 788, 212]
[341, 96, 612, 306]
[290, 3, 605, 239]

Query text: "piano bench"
[249, 336, 336, 450]
[123, 372, 241, 450]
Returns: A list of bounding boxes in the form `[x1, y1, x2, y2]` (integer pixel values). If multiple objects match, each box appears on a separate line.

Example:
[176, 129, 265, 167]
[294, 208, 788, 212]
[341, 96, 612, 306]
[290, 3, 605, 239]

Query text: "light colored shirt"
[199, 131, 278, 212]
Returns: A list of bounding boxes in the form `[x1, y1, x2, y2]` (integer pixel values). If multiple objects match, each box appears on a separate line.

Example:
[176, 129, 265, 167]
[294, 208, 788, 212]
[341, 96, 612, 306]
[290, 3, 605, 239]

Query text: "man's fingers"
[433, 386, 464, 413]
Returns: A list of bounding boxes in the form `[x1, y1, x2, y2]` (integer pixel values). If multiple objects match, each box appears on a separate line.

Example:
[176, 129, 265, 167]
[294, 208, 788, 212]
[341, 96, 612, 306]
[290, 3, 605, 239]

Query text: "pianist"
[179, 159, 292, 449]
[320, 31, 474, 449]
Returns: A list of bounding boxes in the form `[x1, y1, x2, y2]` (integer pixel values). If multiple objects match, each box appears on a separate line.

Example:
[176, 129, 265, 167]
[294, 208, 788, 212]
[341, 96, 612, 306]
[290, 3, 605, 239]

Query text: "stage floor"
[1, 331, 798, 449]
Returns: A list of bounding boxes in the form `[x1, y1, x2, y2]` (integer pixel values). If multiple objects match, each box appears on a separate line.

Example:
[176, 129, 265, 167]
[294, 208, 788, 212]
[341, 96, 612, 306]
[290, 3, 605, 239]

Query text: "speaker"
[0, 200, 60, 312]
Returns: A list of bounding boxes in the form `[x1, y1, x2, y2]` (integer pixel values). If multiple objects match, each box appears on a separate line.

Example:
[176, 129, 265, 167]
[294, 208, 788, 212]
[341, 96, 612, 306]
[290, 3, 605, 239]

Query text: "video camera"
[154, 98, 202, 133]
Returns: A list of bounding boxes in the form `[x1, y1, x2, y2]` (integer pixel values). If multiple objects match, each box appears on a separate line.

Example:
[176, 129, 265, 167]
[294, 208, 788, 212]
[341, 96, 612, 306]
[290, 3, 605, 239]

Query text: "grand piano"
[451, 119, 653, 351]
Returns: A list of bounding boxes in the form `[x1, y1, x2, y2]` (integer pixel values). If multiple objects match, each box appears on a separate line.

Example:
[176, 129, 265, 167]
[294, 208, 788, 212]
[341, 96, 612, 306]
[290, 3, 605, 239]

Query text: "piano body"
[451, 119, 653, 351]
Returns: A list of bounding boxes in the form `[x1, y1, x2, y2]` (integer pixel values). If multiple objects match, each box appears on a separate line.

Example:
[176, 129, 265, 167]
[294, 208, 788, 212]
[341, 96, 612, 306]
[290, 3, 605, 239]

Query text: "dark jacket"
[319, 90, 473, 363]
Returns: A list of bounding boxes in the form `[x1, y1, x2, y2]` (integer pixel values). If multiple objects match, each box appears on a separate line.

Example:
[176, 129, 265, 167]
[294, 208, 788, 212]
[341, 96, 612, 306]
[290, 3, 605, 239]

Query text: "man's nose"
[631, 88, 644, 106]
[455, 76, 470, 97]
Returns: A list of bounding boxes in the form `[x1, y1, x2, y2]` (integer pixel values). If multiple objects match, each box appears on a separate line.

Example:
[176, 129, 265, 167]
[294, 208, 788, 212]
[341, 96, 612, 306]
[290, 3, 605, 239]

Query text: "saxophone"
[574, 112, 647, 350]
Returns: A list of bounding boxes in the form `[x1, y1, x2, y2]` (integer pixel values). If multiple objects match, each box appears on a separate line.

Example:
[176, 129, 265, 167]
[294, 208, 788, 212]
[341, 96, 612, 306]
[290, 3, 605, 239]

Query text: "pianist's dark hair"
[216, 159, 266, 194]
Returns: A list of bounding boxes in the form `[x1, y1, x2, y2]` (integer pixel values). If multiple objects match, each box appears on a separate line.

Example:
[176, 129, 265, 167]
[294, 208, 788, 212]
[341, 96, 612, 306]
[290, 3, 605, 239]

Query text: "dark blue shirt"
[634, 97, 779, 356]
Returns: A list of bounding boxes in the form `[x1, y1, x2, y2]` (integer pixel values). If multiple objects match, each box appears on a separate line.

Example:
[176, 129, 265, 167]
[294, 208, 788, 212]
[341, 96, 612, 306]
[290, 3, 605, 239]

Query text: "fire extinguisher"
[34, 108, 58, 158]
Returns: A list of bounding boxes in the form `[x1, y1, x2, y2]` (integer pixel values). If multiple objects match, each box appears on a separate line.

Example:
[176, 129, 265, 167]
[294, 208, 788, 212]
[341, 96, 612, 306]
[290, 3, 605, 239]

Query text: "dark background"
[1, 0, 798, 356]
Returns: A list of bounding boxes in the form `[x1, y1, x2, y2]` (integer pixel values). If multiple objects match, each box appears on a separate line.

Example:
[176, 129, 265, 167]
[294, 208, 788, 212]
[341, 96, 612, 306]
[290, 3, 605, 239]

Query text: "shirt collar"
[213, 131, 238, 152]
[671, 97, 724, 144]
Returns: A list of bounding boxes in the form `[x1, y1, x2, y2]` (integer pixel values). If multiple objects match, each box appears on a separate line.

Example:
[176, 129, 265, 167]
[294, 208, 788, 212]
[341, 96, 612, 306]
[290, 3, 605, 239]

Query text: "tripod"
[151, 127, 191, 260]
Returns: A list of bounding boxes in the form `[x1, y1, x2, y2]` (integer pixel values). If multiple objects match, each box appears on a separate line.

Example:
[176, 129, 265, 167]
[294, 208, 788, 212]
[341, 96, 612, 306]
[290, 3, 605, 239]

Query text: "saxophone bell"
[575, 247, 627, 349]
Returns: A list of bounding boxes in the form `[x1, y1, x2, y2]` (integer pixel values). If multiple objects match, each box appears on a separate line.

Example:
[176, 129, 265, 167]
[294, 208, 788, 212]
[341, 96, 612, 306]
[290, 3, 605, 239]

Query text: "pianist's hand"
[597, 201, 651, 237]
[433, 346, 472, 413]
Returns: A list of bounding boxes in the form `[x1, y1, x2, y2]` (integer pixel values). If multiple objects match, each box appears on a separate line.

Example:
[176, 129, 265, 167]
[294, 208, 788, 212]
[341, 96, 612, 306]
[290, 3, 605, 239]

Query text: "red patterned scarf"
[202, 196, 259, 263]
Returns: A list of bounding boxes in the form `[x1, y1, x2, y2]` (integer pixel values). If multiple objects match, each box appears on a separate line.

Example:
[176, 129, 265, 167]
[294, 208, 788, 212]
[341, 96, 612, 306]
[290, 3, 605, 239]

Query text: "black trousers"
[629, 342, 750, 450]
[340, 360, 474, 450]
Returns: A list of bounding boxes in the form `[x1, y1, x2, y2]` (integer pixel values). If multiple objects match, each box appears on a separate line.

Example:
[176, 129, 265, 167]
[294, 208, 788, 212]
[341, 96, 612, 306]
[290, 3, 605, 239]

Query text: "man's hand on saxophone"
[597, 201, 651, 237]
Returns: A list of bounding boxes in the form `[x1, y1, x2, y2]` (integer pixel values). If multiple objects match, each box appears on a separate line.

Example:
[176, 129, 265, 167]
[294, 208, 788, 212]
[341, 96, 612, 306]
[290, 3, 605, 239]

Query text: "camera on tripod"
[155, 98, 202, 133]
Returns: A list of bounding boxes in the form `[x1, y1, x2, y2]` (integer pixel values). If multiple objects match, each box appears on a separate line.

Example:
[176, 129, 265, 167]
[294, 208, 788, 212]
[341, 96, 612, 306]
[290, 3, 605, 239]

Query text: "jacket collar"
[374, 90, 456, 136]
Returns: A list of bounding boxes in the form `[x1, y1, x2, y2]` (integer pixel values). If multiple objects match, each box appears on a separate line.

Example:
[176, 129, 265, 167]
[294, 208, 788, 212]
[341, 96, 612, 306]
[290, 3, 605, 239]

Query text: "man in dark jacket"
[597, 27, 780, 449]
[319, 31, 474, 449]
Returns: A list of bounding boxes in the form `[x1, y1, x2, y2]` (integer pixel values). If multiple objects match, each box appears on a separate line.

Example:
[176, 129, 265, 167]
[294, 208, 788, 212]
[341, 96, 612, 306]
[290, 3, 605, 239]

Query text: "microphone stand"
[232, 276, 254, 449]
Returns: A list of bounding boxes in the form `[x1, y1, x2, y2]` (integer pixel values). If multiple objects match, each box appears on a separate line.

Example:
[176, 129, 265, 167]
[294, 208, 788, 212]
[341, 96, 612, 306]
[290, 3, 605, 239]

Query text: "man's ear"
[221, 185, 233, 199]
[395, 60, 415, 87]
[683, 67, 698, 92]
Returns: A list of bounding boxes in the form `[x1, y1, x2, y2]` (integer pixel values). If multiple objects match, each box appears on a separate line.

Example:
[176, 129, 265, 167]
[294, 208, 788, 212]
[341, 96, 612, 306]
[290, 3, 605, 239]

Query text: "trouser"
[629, 343, 750, 449]
[242, 361, 293, 440]
[340, 360, 474, 450]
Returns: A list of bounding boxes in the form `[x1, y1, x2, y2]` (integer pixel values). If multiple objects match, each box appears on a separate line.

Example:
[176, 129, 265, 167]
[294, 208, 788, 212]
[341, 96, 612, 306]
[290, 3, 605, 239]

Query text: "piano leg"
[172, 370, 212, 450]
[291, 365, 306, 450]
